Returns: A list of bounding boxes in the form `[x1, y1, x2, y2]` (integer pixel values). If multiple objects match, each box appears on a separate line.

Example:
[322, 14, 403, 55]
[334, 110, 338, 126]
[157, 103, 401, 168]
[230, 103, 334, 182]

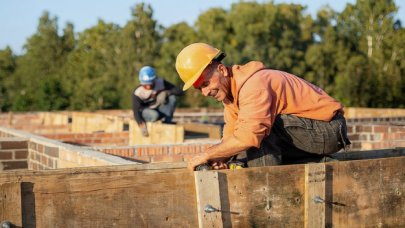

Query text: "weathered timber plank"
[0, 156, 403, 227]
[331, 156, 405, 227]
[218, 165, 305, 228]
[305, 163, 327, 228]
[194, 171, 223, 228]
[0, 162, 188, 183]
[32, 171, 198, 227]
[0, 182, 22, 227]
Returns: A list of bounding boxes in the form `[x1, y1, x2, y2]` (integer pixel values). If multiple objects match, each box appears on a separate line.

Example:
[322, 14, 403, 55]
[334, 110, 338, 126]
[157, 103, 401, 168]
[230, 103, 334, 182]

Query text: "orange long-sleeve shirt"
[222, 61, 343, 149]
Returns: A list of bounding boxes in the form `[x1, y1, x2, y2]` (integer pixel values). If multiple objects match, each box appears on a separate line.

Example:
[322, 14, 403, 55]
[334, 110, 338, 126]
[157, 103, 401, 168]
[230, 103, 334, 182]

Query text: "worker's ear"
[217, 64, 228, 77]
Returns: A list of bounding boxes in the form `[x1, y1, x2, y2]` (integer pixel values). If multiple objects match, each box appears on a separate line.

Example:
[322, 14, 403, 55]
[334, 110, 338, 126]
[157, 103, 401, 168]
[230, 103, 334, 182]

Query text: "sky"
[1, 0, 404, 54]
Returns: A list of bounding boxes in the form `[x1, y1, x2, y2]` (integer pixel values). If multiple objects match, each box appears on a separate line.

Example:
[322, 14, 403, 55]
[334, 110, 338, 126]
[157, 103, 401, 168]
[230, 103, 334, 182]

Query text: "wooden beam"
[305, 163, 327, 228]
[0, 162, 188, 183]
[32, 171, 198, 227]
[0, 182, 22, 227]
[194, 171, 223, 228]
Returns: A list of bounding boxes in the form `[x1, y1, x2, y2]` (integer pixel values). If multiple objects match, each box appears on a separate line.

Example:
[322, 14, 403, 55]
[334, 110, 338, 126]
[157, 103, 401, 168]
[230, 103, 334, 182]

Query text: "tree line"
[0, 0, 404, 112]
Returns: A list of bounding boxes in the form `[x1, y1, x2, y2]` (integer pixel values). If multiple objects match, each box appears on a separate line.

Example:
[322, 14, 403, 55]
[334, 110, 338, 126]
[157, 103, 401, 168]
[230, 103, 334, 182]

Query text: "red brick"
[393, 141, 405, 147]
[347, 125, 355, 134]
[15, 150, 28, 159]
[350, 142, 362, 150]
[373, 126, 389, 133]
[37, 144, 44, 153]
[44, 146, 59, 158]
[355, 125, 372, 133]
[47, 158, 54, 168]
[0, 152, 12, 160]
[41, 155, 47, 164]
[151, 155, 183, 163]
[348, 134, 360, 141]
[390, 126, 405, 133]
[398, 133, 405, 139]
[35, 153, 41, 162]
[1, 161, 27, 170]
[0, 140, 27, 149]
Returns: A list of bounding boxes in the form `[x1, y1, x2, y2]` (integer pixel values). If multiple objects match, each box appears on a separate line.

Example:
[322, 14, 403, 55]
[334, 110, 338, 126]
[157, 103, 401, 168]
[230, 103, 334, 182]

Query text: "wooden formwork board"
[215, 157, 404, 227]
[0, 157, 403, 227]
[0, 183, 22, 227]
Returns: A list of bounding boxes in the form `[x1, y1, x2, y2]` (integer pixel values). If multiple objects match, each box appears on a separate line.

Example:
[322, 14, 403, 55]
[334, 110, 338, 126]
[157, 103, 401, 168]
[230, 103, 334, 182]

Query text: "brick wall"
[0, 112, 42, 126]
[0, 126, 137, 171]
[28, 141, 59, 170]
[347, 116, 405, 125]
[27, 140, 137, 170]
[95, 141, 219, 163]
[96, 122, 405, 163]
[41, 132, 129, 146]
[348, 124, 405, 150]
[0, 137, 28, 170]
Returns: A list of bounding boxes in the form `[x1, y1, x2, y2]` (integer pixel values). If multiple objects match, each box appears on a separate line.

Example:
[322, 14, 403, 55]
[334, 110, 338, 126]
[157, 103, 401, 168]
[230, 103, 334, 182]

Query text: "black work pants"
[238, 112, 351, 167]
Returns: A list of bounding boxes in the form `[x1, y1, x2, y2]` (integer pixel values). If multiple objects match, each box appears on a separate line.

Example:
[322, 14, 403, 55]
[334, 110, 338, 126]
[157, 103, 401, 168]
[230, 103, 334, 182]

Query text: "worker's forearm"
[204, 137, 251, 161]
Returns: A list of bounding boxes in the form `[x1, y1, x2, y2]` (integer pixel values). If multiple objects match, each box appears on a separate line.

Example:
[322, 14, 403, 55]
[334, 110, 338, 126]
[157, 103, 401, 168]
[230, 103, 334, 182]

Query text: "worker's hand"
[211, 161, 228, 170]
[188, 154, 208, 171]
[139, 123, 149, 137]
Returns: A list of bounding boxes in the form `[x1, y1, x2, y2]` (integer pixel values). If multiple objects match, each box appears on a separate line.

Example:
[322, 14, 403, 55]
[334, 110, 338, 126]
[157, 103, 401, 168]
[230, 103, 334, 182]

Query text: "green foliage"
[0, 46, 16, 111]
[1, 0, 404, 111]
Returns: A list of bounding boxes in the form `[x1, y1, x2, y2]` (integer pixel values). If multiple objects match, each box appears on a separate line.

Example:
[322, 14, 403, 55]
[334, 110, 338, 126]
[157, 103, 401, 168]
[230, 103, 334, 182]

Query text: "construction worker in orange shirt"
[175, 43, 351, 171]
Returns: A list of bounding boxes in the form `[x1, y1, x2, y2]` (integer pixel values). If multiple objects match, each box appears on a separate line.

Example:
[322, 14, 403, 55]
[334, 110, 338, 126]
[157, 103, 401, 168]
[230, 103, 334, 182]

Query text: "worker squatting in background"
[132, 66, 184, 137]
[175, 43, 351, 171]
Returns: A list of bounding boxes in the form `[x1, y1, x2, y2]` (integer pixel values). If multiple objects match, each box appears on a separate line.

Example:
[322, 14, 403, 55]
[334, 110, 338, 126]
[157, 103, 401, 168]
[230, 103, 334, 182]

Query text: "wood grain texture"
[331, 157, 405, 227]
[218, 165, 305, 228]
[305, 163, 326, 228]
[0, 156, 403, 227]
[194, 171, 223, 228]
[32, 171, 197, 227]
[0, 182, 22, 227]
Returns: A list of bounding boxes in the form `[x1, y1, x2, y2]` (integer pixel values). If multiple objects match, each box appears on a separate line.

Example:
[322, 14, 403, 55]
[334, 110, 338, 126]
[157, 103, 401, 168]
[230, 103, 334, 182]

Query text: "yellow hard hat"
[175, 43, 224, 91]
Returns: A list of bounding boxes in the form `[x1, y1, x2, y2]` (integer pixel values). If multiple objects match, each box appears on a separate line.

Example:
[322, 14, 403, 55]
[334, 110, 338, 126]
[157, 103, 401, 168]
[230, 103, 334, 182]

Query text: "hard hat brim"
[182, 67, 205, 91]
[182, 50, 221, 91]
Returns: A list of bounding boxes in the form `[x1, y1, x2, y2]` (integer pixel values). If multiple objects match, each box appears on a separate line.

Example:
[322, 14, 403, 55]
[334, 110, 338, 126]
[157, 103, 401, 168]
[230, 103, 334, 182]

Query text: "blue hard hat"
[139, 66, 157, 85]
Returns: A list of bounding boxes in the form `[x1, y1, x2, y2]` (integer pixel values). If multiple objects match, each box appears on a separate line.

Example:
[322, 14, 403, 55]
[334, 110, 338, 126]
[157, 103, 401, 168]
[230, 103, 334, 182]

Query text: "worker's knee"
[142, 109, 160, 122]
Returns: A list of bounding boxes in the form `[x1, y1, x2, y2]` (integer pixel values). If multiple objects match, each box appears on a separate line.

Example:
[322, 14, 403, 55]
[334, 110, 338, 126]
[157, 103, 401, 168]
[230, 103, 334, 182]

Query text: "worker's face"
[194, 64, 231, 103]
[142, 81, 154, 90]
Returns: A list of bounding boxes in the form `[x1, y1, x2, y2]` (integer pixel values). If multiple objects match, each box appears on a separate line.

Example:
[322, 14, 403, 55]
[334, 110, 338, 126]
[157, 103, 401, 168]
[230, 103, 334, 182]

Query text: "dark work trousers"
[142, 94, 177, 123]
[237, 112, 351, 167]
